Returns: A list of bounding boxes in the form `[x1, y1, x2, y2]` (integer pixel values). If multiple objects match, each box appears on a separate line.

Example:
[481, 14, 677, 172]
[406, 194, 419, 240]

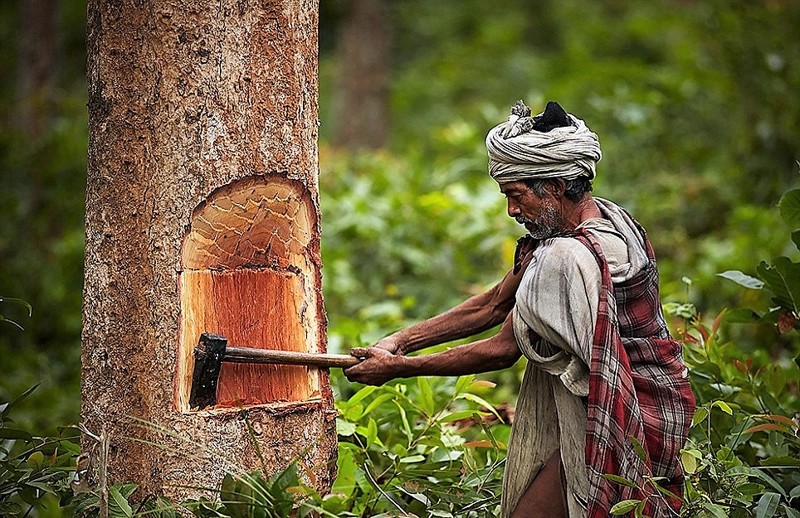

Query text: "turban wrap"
[486, 101, 602, 184]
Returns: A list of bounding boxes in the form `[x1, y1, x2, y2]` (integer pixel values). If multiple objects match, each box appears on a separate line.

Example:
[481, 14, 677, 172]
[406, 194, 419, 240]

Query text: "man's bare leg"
[511, 450, 565, 518]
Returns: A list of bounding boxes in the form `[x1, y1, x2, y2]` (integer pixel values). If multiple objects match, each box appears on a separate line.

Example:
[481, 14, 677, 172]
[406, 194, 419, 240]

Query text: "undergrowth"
[2, 192, 799, 516]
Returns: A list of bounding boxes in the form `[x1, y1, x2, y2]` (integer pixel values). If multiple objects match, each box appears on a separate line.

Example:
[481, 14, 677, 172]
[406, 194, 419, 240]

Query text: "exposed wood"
[177, 176, 320, 411]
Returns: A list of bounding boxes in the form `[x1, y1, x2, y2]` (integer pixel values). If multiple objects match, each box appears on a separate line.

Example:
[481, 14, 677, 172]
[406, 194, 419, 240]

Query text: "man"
[344, 101, 695, 517]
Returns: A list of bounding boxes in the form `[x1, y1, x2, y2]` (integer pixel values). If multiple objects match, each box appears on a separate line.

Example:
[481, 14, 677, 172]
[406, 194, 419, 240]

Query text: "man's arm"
[344, 312, 522, 385]
[374, 263, 527, 355]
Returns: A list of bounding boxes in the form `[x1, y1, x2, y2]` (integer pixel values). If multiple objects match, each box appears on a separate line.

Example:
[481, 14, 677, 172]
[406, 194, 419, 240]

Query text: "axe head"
[189, 333, 228, 410]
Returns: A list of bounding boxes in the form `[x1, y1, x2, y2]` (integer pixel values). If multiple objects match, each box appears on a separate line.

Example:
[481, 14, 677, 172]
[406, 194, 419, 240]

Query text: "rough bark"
[82, 0, 335, 501]
[333, 0, 391, 149]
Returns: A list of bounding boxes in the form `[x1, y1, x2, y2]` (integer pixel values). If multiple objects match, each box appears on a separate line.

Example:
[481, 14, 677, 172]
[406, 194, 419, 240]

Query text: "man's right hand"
[344, 346, 407, 386]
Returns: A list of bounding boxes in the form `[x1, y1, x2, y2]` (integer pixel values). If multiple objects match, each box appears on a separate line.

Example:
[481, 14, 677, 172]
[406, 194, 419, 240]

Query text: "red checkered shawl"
[571, 226, 695, 517]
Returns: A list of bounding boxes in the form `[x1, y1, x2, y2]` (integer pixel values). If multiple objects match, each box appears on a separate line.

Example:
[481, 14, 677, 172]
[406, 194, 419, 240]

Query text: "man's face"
[500, 181, 563, 239]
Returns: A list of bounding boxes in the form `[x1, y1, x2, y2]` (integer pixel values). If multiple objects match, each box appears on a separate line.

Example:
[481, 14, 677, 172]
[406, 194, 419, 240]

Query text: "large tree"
[82, 0, 336, 500]
[332, 0, 391, 149]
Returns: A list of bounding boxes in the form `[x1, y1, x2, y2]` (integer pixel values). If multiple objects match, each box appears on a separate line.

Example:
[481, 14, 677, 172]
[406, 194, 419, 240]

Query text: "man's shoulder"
[533, 235, 597, 271]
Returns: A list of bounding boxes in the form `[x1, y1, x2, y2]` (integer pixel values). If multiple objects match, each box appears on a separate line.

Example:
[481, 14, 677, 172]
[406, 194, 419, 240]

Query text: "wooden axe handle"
[225, 346, 362, 369]
[189, 333, 363, 411]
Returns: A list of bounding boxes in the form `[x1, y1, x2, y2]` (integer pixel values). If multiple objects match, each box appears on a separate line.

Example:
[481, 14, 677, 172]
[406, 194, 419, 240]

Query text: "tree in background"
[17, 0, 58, 140]
[330, 0, 391, 150]
[0, 0, 87, 432]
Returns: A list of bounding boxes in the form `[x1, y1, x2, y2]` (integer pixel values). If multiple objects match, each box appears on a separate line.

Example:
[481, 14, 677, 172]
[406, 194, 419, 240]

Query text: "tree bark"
[82, 0, 335, 501]
[333, 0, 391, 149]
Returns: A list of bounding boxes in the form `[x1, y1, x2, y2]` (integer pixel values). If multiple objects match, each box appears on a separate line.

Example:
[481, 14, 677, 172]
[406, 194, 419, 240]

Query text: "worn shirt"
[501, 198, 694, 518]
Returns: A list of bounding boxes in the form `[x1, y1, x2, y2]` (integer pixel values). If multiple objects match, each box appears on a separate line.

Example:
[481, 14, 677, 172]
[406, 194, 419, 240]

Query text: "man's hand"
[344, 346, 406, 386]
[372, 335, 404, 355]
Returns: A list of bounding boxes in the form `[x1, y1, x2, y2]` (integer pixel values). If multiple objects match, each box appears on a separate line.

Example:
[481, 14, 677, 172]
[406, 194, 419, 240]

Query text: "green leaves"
[778, 189, 800, 229]
[711, 400, 733, 415]
[417, 377, 435, 416]
[0, 386, 85, 517]
[336, 418, 357, 437]
[717, 270, 764, 290]
[0, 296, 32, 331]
[602, 473, 639, 489]
[717, 189, 800, 336]
[214, 467, 301, 518]
[328, 375, 507, 515]
[609, 499, 641, 515]
[755, 492, 781, 518]
[629, 436, 648, 464]
[679, 286, 800, 518]
[109, 485, 134, 518]
[680, 449, 701, 474]
[757, 258, 800, 315]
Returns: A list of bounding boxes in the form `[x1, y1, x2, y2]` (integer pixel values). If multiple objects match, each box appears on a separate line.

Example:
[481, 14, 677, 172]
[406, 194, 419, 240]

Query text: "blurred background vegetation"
[1, 0, 798, 439]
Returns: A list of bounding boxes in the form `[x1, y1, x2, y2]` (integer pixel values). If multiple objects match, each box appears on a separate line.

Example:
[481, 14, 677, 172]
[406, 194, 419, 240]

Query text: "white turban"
[486, 101, 602, 184]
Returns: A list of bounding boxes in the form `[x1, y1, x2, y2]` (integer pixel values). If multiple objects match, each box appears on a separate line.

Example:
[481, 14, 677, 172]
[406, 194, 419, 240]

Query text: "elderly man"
[344, 101, 695, 517]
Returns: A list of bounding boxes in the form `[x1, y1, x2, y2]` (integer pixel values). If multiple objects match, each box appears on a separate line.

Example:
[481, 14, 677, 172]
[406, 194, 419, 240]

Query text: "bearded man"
[343, 101, 695, 518]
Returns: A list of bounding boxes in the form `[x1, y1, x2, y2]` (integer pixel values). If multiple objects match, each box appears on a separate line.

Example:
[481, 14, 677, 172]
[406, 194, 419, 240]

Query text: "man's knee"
[511, 451, 566, 518]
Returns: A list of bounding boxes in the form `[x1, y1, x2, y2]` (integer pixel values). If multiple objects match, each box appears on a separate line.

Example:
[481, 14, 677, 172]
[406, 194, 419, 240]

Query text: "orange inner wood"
[177, 177, 319, 411]
[181, 269, 310, 406]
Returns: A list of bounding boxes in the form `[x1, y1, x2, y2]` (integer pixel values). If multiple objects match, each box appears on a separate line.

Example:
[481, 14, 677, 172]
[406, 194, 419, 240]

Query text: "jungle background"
[1, 0, 799, 516]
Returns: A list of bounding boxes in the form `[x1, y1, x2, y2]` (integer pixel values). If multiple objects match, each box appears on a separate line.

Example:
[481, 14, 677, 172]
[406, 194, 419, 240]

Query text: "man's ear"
[547, 179, 566, 198]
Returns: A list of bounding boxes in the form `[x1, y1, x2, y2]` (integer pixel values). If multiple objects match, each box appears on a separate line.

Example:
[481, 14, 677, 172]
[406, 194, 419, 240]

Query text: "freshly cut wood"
[178, 177, 319, 410]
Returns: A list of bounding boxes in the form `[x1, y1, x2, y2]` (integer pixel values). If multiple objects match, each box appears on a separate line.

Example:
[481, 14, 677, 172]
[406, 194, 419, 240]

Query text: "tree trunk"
[82, 0, 335, 501]
[17, 0, 58, 139]
[333, 0, 391, 149]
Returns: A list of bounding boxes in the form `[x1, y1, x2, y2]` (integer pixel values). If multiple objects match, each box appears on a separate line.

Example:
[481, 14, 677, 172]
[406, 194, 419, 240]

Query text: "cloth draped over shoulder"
[501, 199, 695, 517]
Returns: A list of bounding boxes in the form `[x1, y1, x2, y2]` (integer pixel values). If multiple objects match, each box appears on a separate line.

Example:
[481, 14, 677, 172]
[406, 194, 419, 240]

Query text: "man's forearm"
[394, 334, 521, 378]
[391, 271, 522, 354]
[345, 312, 522, 386]
[393, 303, 503, 354]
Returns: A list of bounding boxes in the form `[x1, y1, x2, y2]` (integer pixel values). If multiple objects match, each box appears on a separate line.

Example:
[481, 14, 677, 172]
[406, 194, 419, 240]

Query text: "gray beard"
[519, 202, 563, 240]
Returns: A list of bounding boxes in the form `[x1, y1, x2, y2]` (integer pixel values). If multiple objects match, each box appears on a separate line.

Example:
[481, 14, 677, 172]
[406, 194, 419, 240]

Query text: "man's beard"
[517, 201, 563, 240]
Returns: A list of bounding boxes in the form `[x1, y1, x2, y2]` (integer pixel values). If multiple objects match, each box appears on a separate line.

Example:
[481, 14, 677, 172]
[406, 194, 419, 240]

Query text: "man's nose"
[507, 200, 520, 217]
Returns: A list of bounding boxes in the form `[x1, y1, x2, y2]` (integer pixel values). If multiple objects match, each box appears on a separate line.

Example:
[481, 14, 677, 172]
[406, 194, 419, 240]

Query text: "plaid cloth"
[573, 224, 695, 517]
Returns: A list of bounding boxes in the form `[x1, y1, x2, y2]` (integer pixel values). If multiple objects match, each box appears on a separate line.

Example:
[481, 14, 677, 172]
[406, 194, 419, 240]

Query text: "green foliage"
[718, 189, 800, 333]
[1, 0, 799, 515]
[319, 146, 518, 351]
[0, 386, 81, 516]
[663, 302, 800, 517]
[304, 375, 507, 516]
[0, 0, 798, 437]
[0, 296, 31, 331]
[0, 0, 88, 434]
[654, 203, 800, 516]
[182, 468, 302, 518]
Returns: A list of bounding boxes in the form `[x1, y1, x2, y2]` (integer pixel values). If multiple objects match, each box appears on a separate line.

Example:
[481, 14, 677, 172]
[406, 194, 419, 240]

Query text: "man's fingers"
[349, 347, 369, 358]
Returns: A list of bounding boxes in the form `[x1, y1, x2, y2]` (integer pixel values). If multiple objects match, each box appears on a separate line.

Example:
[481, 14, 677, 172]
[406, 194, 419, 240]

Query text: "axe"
[189, 332, 362, 409]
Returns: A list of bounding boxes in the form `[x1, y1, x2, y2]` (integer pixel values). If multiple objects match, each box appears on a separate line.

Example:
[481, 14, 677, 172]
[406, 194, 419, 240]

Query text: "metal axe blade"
[189, 332, 361, 410]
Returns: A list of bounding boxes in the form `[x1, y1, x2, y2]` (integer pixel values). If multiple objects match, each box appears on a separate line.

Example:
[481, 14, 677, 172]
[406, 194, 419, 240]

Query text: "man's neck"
[561, 195, 602, 230]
